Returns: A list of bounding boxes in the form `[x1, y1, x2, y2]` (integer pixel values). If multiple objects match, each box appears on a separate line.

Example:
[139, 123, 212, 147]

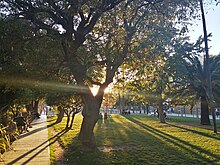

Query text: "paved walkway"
[1, 115, 50, 165]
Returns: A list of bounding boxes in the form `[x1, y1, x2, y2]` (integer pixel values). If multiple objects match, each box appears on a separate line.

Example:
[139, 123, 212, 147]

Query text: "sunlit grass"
[48, 114, 220, 165]
[47, 127, 56, 165]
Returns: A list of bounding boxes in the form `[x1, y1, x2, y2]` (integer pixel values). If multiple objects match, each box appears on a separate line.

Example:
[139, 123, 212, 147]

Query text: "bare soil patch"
[98, 144, 137, 152]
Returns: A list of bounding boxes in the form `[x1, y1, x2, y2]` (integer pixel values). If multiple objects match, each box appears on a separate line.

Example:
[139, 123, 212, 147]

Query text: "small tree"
[64, 96, 83, 129]
[46, 92, 83, 129]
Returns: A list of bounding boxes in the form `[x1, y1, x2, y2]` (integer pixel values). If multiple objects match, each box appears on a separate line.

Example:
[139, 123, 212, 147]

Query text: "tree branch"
[86, 76, 103, 86]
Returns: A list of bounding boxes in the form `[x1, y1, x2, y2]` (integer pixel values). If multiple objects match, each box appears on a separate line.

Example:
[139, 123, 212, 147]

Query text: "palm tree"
[210, 55, 220, 107]
[199, 0, 217, 132]
[169, 50, 220, 126]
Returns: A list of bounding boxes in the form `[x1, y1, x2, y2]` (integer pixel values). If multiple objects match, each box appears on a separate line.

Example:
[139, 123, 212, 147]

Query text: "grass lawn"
[47, 114, 220, 165]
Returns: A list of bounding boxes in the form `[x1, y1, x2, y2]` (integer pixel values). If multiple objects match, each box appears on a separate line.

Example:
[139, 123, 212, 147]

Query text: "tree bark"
[211, 108, 217, 133]
[65, 114, 70, 129]
[158, 95, 165, 123]
[69, 113, 76, 129]
[56, 106, 64, 123]
[78, 114, 98, 149]
[33, 100, 39, 115]
[78, 94, 102, 149]
[146, 104, 149, 114]
[200, 96, 211, 125]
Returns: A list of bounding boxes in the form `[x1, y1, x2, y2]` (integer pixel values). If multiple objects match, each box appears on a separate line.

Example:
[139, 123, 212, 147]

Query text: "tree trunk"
[158, 95, 165, 123]
[199, 0, 217, 132]
[190, 104, 193, 114]
[33, 100, 39, 114]
[69, 113, 76, 129]
[78, 94, 102, 149]
[56, 106, 64, 123]
[146, 104, 149, 114]
[78, 114, 99, 149]
[65, 114, 70, 129]
[200, 96, 211, 125]
[211, 108, 217, 133]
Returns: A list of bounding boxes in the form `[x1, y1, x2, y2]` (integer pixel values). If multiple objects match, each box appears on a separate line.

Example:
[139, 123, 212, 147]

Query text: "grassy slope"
[48, 114, 220, 165]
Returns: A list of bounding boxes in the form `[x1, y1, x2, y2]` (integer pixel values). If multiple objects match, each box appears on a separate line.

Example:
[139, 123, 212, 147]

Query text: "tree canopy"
[0, 0, 203, 148]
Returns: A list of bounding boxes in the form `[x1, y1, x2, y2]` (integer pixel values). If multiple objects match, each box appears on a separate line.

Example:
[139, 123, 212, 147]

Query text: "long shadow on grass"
[167, 123, 220, 140]
[47, 122, 57, 128]
[60, 115, 162, 164]
[7, 129, 68, 165]
[59, 115, 212, 165]
[58, 133, 110, 165]
[47, 118, 56, 123]
[124, 115, 220, 163]
[95, 115, 136, 146]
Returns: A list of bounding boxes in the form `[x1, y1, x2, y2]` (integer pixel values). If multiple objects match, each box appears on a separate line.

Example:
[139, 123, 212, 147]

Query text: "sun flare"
[90, 85, 99, 96]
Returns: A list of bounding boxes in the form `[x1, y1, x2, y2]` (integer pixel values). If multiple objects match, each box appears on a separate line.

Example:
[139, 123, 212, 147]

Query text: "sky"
[188, 2, 220, 55]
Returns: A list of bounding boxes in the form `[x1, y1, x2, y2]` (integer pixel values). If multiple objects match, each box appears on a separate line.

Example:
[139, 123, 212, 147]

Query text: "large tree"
[168, 37, 220, 127]
[199, 0, 217, 132]
[167, 37, 211, 124]
[0, 16, 64, 118]
[211, 55, 220, 107]
[1, 0, 199, 148]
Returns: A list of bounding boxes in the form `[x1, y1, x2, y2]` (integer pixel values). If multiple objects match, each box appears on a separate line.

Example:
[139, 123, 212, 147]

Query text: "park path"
[0, 114, 50, 165]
